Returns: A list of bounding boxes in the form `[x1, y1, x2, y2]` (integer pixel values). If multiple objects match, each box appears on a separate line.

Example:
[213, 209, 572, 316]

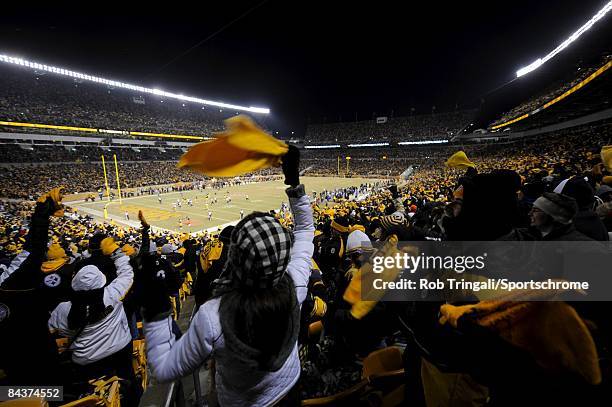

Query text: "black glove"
[23, 198, 53, 254]
[33, 196, 59, 220]
[139, 256, 173, 322]
[381, 224, 413, 241]
[282, 145, 300, 187]
[389, 184, 399, 199]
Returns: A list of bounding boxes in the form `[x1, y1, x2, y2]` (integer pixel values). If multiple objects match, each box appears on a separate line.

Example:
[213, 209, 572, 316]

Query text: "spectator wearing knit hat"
[529, 192, 593, 241]
[142, 146, 315, 406]
[75, 232, 118, 283]
[555, 177, 609, 241]
[48, 238, 141, 405]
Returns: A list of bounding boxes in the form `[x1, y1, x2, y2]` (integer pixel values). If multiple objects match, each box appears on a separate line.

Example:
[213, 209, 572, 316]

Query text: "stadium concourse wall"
[460, 107, 612, 142]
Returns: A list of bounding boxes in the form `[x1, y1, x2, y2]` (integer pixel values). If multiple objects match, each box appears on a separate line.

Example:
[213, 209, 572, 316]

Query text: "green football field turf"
[69, 176, 381, 234]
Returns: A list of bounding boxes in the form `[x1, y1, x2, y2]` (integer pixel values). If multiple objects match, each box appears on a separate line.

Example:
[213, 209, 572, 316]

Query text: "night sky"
[1, 0, 610, 135]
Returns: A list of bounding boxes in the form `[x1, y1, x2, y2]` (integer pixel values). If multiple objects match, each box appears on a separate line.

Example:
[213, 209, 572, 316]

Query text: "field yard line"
[72, 190, 277, 209]
[73, 206, 179, 234]
[70, 190, 195, 206]
[73, 201, 237, 235]
[118, 201, 237, 223]
[78, 199, 241, 222]
[185, 204, 266, 217]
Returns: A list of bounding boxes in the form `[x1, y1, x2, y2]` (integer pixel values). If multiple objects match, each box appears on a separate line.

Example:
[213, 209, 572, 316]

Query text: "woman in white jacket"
[143, 146, 314, 406]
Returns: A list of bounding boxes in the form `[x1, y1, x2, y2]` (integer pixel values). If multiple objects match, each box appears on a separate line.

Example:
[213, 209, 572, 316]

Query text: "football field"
[69, 176, 382, 234]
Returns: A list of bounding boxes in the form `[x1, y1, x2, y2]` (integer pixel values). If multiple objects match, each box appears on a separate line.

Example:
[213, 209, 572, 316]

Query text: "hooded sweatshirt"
[48, 252, 133, 365]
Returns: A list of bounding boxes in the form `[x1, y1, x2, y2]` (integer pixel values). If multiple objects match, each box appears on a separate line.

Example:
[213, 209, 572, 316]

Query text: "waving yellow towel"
[178, 115, 288, 176]
[445, 151, 476, 169]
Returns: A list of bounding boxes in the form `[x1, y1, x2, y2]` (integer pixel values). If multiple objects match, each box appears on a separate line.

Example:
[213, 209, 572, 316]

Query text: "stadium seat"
[132, 339, 148, 391]
[59, 376, 121, 407]
[301, 347, 405, 406]
[362, 346, 403, 378]
[0, 399, 48, 407]
[56, 337, 70, 354]
[181, 272, 194, 296]
[169, 296, 178, 320]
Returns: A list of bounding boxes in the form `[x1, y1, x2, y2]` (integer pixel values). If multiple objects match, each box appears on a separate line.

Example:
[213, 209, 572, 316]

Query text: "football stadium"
[1, 1, 612, 406]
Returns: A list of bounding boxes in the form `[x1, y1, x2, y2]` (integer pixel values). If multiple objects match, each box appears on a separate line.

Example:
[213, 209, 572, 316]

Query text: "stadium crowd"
[0, 162, 208, 200]
[0, 64, 269, 137]
[490, 53, 612, 127]
[1, 121, 611, 200]
[1, 118, 612, 406]
[304, 110, 474, 143]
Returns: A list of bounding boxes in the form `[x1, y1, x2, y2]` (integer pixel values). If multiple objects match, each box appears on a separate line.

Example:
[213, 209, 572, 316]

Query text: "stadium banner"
[360, 241, 612, 302]
[132, 96, 145, 105]
[376, 116, 388, 124]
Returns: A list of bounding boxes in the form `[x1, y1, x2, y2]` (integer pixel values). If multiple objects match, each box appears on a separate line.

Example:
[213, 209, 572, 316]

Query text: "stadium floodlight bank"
[515, 0, 612, 77]
[303, 140, 450, 149]
[347, 142, 390, 148]
[0, 54, 270, 114]
[397, 140, 449, 145]
[304, 145, 342, 149]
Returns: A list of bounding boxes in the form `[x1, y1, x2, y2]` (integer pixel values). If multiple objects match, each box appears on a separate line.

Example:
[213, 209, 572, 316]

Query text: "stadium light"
[0, 54, 270, 114]
[303, 145, 341, 149]
[397, 140, 449, 145]
[347, 142, 389, 147]
[516, 0, 612, 77]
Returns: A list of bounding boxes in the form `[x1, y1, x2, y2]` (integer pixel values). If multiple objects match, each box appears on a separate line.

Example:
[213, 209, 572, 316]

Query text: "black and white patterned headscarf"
[223, 212, 293, 289]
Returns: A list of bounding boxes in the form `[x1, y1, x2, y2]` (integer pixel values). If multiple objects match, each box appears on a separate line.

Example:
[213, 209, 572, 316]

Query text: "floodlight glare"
[303, 145, 341, 149]
[397, 140, 449, 145]
[347, 142, 389, 147]
[0, 53, 270, 114]
[516, 0, 612, 77]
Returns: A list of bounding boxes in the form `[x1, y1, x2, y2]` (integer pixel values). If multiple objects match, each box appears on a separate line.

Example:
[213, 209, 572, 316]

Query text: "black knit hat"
[88, 233, 106, 252]
[560, 177, 595, 210]
[225, 212, 293, 289]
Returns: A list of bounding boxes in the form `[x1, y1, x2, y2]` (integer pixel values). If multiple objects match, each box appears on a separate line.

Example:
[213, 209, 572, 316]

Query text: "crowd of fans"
[491, 54, 612, 127]
[0, 162, 207, 199]
[2, 121, 611, 201]
[0, 161, 284, 200]
[0, 64, 269, 137]
[506, 69, 612, 133]
[1, 117, 612, 405]
[302, 120, 612, 177]
[0, 64, 480, 149]
[304, 110, 474, 144]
